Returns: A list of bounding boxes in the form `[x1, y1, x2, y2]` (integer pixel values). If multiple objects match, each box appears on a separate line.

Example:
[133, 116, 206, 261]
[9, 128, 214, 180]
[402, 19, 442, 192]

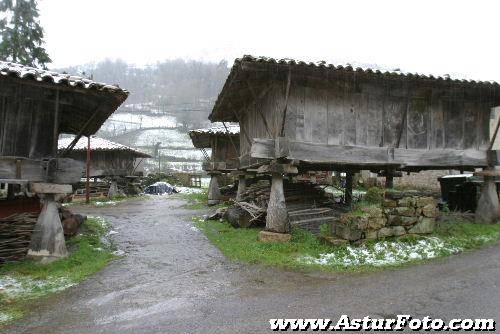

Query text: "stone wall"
[332, 191, 439, 241]
[362, 170, 458, 192]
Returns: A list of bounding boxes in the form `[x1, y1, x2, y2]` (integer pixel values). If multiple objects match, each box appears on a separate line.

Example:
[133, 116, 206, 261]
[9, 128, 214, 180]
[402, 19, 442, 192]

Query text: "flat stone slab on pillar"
[259, 230, 292, 242]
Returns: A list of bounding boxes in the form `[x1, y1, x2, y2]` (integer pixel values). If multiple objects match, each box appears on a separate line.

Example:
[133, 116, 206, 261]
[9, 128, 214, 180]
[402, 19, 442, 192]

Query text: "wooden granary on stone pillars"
[209, 55, 500, 234]
[0, 61, 128, 259]
[189, 123, 240, 205]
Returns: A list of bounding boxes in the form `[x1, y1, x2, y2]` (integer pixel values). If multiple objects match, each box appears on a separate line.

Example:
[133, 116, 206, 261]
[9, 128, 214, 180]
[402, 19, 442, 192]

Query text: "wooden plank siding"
[0, 82, 57, 159]
[235, 74, 497, 170]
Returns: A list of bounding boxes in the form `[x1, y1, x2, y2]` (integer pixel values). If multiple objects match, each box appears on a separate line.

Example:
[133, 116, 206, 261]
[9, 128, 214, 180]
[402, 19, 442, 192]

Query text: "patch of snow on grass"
[0, 312, 13, 323]
[94, 201, 117, 206]
[299, 237, 462, 267]
[0, 275, 75, 299]
[175, 186, 204, 194]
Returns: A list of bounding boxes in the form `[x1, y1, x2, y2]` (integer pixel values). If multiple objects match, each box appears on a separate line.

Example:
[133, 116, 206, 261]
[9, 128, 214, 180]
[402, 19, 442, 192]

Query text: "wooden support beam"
[230, 108, 252, 146]
[257, 163, 298, 175]
[58, 105, 102, 157]
[345, 171, 354, 207]
[30, 182, 72, 194]
[222, 121, 239, 156]
[53, 89, 60, 154]
[0, 157, 84, 183]
[279, 66, 292, 137]
[251, 138, 489, 168]
[243, 79, 273, 138]
[86, 136, 91, 204]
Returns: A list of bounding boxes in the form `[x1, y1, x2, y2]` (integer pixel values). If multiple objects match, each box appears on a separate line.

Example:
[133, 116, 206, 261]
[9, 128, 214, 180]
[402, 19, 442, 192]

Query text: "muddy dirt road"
[5, 197, 500, 333]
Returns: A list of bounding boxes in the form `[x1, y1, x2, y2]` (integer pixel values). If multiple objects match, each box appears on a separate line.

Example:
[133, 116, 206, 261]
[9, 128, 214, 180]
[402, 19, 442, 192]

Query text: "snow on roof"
[0, 61, 128, 94]
[58, 136, 151, 158]
[189, 123, 239, 135]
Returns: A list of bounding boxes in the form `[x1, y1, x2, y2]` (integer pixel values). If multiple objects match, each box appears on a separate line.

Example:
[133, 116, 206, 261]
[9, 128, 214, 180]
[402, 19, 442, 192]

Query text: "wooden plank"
[443, 99, 464, 149]
[366, 91, 384, 147]
[303, 86, 314, 142]
[30, 183, 72, 194]
[293, 85, 306, 141]
[355, 93, 369, 146]
[308, 88, 328, 144]
[327, 88, 343, 145]
[343, 84, 357, 146]
[383, 96, 407, 147]
[429, 91, 445, 149]
[463, 101, 478, 149]
[283, 83, 297, 139]
[407, 97, 429, 149]
[0, 157, 84, 183]
[250, 138, 488, 168]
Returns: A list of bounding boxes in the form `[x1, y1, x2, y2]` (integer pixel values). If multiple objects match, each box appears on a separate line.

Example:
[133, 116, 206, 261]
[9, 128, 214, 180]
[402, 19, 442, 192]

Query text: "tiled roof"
[209, 55, 500, 122]
[58, 136, 151, 158]
[189, 123, 239, 136]
[0, 61, 128, 94]
[235, 55, 499, 86]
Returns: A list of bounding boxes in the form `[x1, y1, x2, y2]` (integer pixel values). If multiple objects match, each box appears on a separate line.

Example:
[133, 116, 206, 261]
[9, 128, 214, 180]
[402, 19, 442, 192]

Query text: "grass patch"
[0, 216, 117, 326]
[179, 189, 208, 209]
[179, 188, 229, 210]
[196, 218, 500, 273]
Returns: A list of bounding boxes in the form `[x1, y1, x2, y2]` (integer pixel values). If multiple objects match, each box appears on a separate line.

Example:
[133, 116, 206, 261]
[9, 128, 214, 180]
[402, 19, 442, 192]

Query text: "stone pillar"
[28, 194, 68, 259]
[108, 180, 119, 199]
[236, 174, 247, 202]
[207, 173, 221, 206]
[476, 176, 500, 223]
[266, 172, 289, 233]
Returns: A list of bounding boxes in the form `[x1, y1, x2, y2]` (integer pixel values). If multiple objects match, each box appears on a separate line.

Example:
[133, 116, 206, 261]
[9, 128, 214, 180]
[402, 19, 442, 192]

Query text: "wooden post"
[207, 172, 221, 205]
[345, 171, 354, 207]
[236, 174, 247, 202]
[86, 136, 91, 204]
[266, 172, 289, 233]
[385, 173, 394, 189]
[28, 194, 68, 259]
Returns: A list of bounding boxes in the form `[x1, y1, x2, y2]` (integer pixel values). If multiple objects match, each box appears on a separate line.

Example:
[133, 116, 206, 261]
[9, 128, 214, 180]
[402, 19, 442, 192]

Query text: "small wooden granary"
[189, 123, 239, 204]
[58, 136, 151, 178]
[0, 61, 128, 258]
[209, 55, 500, 232]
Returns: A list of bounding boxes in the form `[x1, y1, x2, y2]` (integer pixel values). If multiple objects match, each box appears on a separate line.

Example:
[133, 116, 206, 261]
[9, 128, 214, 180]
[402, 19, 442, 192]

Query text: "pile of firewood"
[227, 180, 335, 229]
[0, 213, 38, 263]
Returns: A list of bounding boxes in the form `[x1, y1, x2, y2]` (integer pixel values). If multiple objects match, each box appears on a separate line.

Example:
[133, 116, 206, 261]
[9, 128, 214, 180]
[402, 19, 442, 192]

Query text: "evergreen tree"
[0, 0, 51, 68]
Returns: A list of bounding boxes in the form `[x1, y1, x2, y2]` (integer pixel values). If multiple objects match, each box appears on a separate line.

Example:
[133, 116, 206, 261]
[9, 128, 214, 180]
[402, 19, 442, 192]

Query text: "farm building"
[0, 61, 128, 259]
[58, 136, 151, 178]
[209, 55, 500, 233]
[189, 123, 239, 204]
[58, 136, 151, 199]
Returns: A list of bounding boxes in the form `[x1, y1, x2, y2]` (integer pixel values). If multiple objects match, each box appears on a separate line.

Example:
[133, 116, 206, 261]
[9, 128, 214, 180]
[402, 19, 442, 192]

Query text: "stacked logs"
[227, 179, 337, 231]
[0, 213, 38, 263]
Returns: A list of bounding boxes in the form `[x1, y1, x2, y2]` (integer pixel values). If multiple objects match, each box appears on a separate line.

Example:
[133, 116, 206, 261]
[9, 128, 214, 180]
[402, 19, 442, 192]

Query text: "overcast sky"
[39, 0, 500, 82]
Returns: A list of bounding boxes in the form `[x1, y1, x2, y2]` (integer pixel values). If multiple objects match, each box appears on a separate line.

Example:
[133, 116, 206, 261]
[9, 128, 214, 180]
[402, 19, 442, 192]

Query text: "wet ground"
[4, 197, 500, 333]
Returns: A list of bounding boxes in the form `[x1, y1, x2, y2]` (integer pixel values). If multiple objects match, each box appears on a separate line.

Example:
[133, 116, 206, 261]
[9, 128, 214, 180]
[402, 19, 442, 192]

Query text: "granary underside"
[210, 56, 500, 172]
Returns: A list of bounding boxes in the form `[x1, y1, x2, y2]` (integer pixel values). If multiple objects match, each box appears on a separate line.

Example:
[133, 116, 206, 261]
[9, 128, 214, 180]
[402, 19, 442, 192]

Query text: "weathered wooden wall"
[238, 75, 498, 169]
[0, 80, 58, 159]
[64, 150, 137, 177]
[211, 135, 240, 169]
